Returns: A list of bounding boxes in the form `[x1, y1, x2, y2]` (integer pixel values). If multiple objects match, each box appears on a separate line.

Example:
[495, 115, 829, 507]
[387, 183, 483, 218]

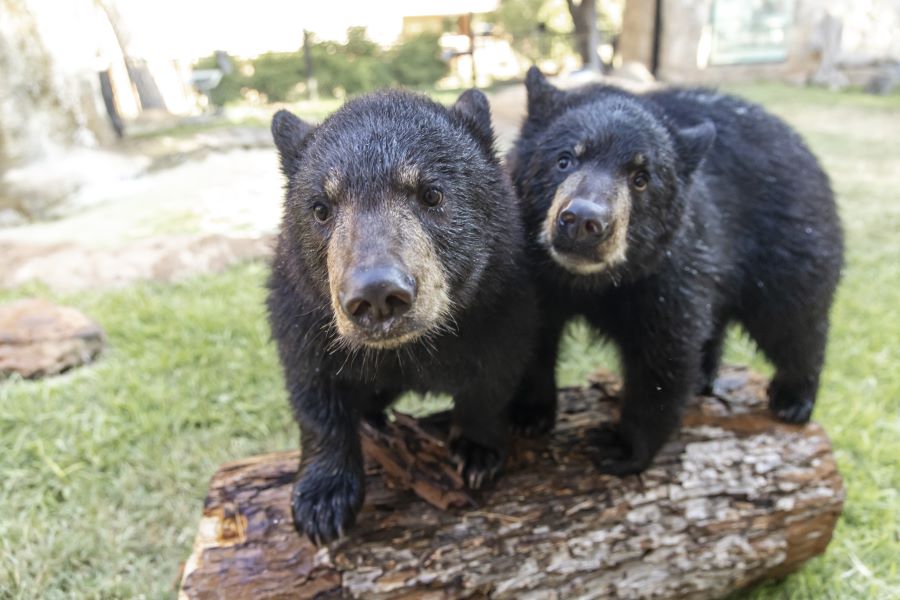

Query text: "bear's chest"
[329, 340, 481, 396]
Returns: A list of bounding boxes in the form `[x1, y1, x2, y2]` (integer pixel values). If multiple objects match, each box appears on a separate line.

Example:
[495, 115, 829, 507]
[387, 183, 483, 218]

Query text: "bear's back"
[649, 89, 834, 221]
[645, 87, 842, 283]
[646, 88, 818, 180]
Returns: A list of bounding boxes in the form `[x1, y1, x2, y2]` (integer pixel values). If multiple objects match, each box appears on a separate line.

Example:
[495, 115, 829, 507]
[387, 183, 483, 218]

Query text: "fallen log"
[178, 366, 844, 599]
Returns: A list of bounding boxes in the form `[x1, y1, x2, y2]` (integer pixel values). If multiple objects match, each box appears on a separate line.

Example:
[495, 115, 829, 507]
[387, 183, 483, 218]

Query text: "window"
[709, 0, 795, 65]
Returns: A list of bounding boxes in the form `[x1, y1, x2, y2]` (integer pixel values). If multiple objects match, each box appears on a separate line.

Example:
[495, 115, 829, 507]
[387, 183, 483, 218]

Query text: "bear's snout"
[339, 264, 417, 329]
[557, 198, 613, 248]
[543, 177, 632, 275]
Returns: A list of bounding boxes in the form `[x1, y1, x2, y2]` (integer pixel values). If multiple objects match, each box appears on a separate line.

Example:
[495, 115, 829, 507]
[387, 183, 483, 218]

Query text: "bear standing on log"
[267, 90, 537, 544]
[507, 67, 844, 474]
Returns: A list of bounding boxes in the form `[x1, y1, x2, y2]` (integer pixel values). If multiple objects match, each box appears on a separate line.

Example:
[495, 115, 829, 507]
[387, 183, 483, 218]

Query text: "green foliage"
[193, 51, 246, 106]
[489, 0, 546, 63]
[487, 0, 574, 64]
[308, 39, 392, 97]
[488, 0, 622, 66]
[206, 70, 246, 106]
[193, 55, 219, 70]
[247, 52, 305, 102]
[308, 28, 448, 97]
[388, 33, 449, 88]
[343, 26, 380, 58]
[194, 29, 448, 106]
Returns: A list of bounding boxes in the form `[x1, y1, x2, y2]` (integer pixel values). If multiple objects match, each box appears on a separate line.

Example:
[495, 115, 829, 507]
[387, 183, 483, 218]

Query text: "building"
[619, 0, 900, 84]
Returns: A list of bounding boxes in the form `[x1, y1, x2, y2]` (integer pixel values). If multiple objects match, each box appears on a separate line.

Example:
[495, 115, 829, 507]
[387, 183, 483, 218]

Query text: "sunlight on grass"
[1, 84, 898, 598]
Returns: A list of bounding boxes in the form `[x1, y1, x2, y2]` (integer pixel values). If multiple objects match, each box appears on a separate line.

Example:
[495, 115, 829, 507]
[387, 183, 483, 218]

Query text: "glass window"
[709, 0, 795, 65]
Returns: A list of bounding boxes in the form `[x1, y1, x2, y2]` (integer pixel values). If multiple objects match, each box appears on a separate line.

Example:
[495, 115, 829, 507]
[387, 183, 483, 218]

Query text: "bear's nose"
[341, 266, 416, 326]
[557, 199, 612, 245]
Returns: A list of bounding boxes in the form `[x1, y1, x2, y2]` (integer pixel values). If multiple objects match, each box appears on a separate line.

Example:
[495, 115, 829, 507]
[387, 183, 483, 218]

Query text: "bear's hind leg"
[742, 309, 829, 424]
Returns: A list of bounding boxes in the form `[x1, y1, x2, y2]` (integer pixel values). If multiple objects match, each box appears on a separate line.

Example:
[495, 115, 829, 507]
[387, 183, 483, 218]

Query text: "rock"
[865, 62, 900, 95]
[0, 298, 105, 379]
[612, 61, 657, 85]
[809, 13, 850, 91]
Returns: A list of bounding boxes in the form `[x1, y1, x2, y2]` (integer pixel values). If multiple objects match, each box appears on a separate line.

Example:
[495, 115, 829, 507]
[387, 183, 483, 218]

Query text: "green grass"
[126, 116, 270, 141]
[1, 84, 899, 598]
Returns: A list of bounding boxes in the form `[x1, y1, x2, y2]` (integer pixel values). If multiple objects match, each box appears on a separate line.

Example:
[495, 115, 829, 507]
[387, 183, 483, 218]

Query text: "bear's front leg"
[450, 383, 514, 490]
[508, 310, 567, 437]
[290, 380, 365, 545]
[590, 327, 701, 476]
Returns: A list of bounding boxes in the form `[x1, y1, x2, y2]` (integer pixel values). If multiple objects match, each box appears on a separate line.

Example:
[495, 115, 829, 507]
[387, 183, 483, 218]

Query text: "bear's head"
[273, 89, 511, 350]
[513, 67, 715, 281]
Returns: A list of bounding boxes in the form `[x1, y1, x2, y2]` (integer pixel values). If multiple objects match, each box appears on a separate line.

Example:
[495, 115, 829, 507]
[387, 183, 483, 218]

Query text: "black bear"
[268, 89, 537, 544]
[508, 67, 843, 474]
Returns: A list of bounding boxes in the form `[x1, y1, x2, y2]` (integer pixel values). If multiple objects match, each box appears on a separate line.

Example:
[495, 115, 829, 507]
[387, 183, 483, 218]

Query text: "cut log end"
[179, 366, 844, 600]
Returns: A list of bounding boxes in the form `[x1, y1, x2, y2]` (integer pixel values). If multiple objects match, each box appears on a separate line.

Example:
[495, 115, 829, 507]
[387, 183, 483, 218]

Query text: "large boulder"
[0, 298, 105, 378]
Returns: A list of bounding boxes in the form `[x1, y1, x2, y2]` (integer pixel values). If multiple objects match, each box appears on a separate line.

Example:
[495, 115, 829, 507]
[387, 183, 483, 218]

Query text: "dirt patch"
[0, 234, 274, 291]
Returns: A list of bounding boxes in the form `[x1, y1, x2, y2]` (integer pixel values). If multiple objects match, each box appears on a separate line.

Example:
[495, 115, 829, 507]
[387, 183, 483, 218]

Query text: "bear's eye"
[421, 187, 444, 208]
[630, 170, 650, 191]
[557, 152, 577, 172]
[312, 202, 331, 223]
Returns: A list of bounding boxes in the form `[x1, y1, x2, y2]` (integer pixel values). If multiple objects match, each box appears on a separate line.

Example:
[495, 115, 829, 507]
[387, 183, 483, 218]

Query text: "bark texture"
[179, 366, 844, 600]
[566, 0, 602, 71]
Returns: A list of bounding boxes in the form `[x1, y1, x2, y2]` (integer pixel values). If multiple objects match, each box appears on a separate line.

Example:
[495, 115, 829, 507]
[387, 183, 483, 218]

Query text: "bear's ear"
[272, 109, 314, 176]
[525, 65, 563, 119]
[452, 88, 494, 146]
[675, 120, 716, 178]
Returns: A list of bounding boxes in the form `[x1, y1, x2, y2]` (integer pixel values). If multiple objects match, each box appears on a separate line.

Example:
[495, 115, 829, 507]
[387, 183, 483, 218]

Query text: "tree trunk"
[178, 366, 844, 599]
[97, 0, 167, 111]
[567, 0, 602, 71]
[302, 30, 318, 102]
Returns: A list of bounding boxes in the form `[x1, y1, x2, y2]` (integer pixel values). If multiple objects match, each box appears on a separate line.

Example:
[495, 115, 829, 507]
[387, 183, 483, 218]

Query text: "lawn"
[1, 83, 898, 598]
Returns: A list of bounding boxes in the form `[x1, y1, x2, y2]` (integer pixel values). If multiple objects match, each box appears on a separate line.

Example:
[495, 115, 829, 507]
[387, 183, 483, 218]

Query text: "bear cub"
[508, 67, 843, 474]
[268, 89, 537, 544]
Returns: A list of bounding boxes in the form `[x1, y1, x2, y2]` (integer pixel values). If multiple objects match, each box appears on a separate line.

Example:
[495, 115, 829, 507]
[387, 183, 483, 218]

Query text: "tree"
[97, 0, 167, 110]
[488, 0, 549, 63]
[566, 0, 602, 71]
[489, 0, 611, 71]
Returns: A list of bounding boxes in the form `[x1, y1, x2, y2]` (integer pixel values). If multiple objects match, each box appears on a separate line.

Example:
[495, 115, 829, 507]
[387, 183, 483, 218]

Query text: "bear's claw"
[587, 425, 651, 477]
[449, 435, 505, 490]
[291, 470, 364, 546]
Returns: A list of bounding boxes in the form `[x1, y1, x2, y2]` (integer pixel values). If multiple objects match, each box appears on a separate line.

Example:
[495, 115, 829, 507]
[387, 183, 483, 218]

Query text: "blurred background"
[1, 0, 898, 597]
[1, 0, 898, 280]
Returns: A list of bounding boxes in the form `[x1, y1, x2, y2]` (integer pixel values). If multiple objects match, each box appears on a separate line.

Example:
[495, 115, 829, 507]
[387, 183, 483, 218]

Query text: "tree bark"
[567, 0, 602, 71]
[178, 366, 844, 599]
[97, 0, 167, 111]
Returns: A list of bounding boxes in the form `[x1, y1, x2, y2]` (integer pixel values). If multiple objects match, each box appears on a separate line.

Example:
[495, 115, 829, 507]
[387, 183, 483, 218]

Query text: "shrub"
[194, 29, 449, 106]
[309, 39, 393, 97]
[247, 52, 305, 102]
[388, 33, 449, 87]
[206, 72, 246, 106]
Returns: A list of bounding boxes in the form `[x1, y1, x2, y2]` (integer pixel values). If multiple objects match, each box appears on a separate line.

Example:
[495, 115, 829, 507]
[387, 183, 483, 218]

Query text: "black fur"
[268, 90, 536, 543]
[509, 67, 844, 474]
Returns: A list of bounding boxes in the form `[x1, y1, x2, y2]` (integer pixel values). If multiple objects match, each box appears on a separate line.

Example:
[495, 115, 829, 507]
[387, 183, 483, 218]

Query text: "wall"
[619, 0, 900, 84]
